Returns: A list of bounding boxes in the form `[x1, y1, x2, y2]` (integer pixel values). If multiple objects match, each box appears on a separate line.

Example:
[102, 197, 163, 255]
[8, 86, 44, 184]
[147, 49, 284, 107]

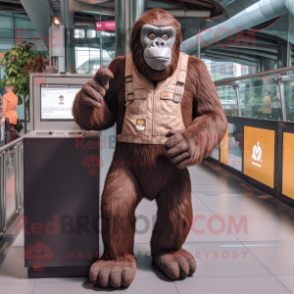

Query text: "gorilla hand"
[79, 67, 114, 108]
[165, 130, 200, 170]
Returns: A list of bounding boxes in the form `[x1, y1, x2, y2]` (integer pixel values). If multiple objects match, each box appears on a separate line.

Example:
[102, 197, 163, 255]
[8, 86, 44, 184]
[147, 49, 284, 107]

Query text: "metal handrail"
[214, 66, 294, 122]
[214, 66, 294, 87]
[0, 137, 23, 153]
[0, 136, 24, 239]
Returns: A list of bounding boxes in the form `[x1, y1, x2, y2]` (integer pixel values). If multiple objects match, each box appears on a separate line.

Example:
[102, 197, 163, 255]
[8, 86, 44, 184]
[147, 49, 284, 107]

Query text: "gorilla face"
[140, 24, 176, 71]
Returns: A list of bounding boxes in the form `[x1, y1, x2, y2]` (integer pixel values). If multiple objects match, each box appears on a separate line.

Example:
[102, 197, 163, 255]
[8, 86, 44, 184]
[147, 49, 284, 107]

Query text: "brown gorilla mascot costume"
[73, 9, 227, 288]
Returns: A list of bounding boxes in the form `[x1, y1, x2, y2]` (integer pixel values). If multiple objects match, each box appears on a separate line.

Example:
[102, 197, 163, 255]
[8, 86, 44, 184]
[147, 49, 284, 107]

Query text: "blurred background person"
[271, 96, 281, 120]
[0, 92, 4, 146]
[259, 91, 273, 119]
[0, 85, 18, 142]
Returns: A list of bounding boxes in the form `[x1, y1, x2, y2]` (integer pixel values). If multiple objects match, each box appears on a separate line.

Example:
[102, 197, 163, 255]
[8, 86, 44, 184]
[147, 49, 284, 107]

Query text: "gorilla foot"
[154, 249, 196, 280]
[89, 255, 137, 288]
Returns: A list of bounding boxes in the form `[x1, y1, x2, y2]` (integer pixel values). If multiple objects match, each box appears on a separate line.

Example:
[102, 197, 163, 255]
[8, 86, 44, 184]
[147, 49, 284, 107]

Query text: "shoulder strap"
[125, 54, 134, 102]
[174, 53, 189, 103]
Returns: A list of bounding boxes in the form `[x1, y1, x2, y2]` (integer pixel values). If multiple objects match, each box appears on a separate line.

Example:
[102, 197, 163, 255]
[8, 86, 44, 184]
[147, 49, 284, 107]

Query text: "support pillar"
[61, 0, 76, 73]
[260, 57, 276, 72]
[49, 24, 65, 73]
[277, 39, 288, 69]
[115, 0, 145, 57]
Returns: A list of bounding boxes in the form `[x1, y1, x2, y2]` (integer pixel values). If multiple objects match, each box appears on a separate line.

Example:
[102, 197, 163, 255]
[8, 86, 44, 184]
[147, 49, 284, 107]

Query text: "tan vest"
[117, 53, 189, 145]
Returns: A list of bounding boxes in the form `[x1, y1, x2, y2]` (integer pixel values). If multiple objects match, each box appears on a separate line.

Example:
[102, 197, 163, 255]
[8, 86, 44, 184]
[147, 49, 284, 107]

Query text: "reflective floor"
[1, 164, 294, 293]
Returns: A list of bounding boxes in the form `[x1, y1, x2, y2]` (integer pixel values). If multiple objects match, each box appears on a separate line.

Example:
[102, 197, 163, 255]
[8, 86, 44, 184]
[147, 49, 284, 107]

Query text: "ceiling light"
[52, 17, 60, 26]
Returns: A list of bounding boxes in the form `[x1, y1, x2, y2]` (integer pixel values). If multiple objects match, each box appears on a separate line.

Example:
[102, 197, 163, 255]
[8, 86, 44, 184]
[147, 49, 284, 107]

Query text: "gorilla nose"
[152, 39, 166, 47]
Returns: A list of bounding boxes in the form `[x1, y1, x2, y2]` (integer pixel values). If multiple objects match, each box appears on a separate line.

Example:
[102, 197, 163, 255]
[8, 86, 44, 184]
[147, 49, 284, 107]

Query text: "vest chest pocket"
[126, 90, 148, 115]
[160, 91, 179, 116]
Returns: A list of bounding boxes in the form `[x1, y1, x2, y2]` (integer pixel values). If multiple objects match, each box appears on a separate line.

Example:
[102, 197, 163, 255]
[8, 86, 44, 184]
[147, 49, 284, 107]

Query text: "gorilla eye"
[149, 33, 156, 40]
[162, 34, 169, 40]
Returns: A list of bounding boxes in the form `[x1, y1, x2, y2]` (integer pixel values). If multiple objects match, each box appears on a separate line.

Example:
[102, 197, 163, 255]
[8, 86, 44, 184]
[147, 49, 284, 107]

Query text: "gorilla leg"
[89, 166, 142, 287]
[151, 169, 196, 279]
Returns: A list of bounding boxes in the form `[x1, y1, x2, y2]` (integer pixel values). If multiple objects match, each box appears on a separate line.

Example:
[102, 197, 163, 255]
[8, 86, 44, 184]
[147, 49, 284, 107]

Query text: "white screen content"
[41, 84, 82, 120]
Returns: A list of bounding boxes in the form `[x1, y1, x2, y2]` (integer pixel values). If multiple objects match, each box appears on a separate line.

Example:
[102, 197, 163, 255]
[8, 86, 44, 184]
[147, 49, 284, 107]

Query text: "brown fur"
[72, 9, 227, 288]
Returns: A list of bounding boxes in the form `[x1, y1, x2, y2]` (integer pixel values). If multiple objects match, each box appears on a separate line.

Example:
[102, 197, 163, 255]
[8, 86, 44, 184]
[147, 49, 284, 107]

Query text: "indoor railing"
[215, 66, 294, 122]
[0, 137, 24, 240]
[210, 66, 294, 207]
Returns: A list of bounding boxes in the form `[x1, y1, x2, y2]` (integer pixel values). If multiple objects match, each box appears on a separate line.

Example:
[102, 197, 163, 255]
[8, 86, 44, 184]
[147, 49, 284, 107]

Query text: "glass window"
[75, 47, 90, 73]
[0, 13, 14, 38]
[75, 45, 115, 74]
[0, 13, 47, 54]
[0, 40, 14, 52]
[87, 30, 97, 38]
[217, 85, 238, 116]
[203, 59, 258, 82]
[75, 29, 85, 39]
[15, 14, 36, 30]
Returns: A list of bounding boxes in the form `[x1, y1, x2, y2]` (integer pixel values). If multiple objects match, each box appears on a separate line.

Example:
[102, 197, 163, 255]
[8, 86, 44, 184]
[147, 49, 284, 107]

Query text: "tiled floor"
[1, 164, 294, 293]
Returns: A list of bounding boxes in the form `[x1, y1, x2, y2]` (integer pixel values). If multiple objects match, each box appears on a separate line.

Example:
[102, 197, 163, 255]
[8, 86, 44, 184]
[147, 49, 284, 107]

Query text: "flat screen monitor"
[40, 84, 82, 121]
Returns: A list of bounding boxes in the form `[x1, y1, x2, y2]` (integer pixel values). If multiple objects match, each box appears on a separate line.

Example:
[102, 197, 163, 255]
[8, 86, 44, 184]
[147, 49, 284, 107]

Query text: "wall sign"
[96, 21, 116, 31]
[244, 126, 275, 188]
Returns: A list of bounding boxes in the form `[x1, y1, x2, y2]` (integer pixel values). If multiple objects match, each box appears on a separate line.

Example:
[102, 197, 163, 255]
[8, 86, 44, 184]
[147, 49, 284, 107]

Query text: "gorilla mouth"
[145, 56, 170, 60]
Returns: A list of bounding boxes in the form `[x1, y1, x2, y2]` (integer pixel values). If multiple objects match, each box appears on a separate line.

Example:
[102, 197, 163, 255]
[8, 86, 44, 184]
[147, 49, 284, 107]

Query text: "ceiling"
[1, 0, 292, 66]
[0, 0, 25, 13]
[0, 0, 259, 21]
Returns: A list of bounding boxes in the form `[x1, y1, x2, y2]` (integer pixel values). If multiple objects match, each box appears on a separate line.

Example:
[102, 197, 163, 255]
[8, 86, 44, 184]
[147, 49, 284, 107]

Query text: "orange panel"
[282, 132, 294, 200]
[220, 128, 228, 165]
[244, 126, 275, 188]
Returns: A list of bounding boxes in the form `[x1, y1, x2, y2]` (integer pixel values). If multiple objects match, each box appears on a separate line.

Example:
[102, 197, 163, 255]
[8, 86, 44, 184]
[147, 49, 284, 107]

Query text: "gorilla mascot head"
[131, 9, 182, 81]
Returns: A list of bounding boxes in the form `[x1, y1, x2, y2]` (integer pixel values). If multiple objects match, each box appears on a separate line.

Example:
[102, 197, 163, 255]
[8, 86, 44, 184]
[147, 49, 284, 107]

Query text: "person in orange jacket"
[1, 85, 18, 130]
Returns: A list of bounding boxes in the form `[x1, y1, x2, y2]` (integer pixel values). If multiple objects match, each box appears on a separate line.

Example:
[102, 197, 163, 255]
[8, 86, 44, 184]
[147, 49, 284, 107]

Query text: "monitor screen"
[40, 84, 83, 121]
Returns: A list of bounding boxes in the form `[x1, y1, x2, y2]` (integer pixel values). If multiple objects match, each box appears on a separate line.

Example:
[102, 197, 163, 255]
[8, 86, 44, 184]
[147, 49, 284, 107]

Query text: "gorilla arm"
[72, 67, 116, 131]
[165, 56, 227, 169]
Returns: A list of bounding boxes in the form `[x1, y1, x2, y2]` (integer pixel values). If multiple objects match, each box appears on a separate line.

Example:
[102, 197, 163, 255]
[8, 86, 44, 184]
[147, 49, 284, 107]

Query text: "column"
[277, 39, 288, 69]
[61, 0, 76, 73]
[115, 0, 145, 57]
[260, 57, 276, 72]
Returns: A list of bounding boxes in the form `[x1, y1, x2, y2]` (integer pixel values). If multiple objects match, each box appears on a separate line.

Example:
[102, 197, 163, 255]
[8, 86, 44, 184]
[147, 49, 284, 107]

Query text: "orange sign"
[244, 126, 275, 188]
[220, 128, 228, 165]
[282, 132, 294, 200]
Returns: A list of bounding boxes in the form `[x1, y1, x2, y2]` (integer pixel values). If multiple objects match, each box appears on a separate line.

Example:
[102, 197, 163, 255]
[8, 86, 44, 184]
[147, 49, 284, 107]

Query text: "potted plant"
[0, 41, 48, 133]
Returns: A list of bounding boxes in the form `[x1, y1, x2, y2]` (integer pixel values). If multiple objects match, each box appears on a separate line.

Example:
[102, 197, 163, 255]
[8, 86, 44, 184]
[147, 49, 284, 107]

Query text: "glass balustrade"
[282, 76, 294, 122]
[5, 150, 16, 223]
[238, 75, 282, 120]
[217, 85, 238, 117]
[0, 139, 23, 240]
[215, 67, 294, 121]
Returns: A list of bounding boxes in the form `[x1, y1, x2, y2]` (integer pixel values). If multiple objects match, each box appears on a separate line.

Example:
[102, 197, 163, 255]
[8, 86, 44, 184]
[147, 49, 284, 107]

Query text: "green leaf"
[1, 46, 48, 101]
